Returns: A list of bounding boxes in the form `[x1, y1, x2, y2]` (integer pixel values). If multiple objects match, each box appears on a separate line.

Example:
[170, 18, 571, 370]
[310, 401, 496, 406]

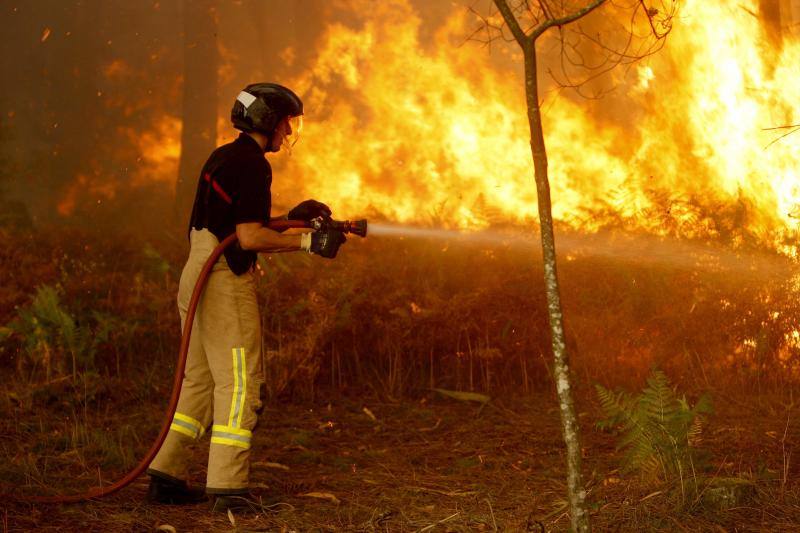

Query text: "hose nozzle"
[311, 217, 368, 237]
[331, 218, 368, 237]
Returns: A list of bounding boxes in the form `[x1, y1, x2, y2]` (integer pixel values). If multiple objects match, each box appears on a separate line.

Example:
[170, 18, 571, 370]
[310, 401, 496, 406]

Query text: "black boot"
[146, 473, 207, 505]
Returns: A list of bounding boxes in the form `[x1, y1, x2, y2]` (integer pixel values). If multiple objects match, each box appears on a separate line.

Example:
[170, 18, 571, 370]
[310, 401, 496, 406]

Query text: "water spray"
[368, 222, 535, 245]
[368, 223, 794, 276]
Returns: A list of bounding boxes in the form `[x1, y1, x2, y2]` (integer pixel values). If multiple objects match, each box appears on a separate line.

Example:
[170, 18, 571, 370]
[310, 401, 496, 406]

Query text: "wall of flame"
[272, 0, 799, 255]
[122, 0, 800, 254]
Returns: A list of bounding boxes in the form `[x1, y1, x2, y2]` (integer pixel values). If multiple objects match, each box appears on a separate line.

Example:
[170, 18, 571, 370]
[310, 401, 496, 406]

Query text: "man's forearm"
[237, 223, 303, 253]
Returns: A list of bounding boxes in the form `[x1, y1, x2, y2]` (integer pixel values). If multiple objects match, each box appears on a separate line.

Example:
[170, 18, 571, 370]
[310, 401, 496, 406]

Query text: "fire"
[266, 0, 800, 255]
[57, 174, 117, 216]
[53, 1, 800, 256]
[56, 116, 181, 217]
[275, 2, 536, 228]
[127, 116, 182, 189]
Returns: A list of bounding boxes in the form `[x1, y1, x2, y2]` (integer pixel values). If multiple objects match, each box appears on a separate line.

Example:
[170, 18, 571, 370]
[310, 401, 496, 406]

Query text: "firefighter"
[145, 83, 346, 512]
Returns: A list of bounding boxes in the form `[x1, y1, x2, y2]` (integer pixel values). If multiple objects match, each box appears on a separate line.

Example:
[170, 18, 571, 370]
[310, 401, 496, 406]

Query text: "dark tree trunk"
[43, 0, 105, 219]
[176, 0, 218, 226]
[249, 0, 270, 78]
[759, 0, 782, 48]
[289, 0, 327, 70]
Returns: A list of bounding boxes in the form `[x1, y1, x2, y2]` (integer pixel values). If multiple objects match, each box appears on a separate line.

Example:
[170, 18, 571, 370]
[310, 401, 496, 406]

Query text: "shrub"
[596, 369, 712, 499]
[3, 285, 90, 379]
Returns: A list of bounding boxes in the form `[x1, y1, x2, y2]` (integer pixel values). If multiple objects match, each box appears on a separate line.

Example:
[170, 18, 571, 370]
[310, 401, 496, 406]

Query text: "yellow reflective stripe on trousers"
[211, 424, 252, 449]
[228, 347, 247, 428]
[170, 412, 205, 439]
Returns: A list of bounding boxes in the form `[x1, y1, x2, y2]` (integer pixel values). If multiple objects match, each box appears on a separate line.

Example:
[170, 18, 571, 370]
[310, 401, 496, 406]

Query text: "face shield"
[281, 114, 304, 153]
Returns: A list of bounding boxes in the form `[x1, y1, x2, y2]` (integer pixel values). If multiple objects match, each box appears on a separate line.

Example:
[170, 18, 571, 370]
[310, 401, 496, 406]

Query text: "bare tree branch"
[526, 0, 543, 25]
[475, 0, 677, 106]
[763, 124, 800, 149]
[531, 0, 607, 40]
[463, 3, 519, 48]
[538, 0, 555, 20]
[493, 0, 529, 45]
[763, 124, 800, 131]
[546, 0, 674, 95]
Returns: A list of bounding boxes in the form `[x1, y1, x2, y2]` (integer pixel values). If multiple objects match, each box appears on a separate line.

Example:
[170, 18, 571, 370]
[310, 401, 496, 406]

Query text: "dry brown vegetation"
[2, 225, 800, 531]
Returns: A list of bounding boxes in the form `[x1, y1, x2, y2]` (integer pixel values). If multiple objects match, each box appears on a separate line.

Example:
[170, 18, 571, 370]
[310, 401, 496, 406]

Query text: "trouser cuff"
[146, 468, 186, 484]
[206, 486, 250, 495]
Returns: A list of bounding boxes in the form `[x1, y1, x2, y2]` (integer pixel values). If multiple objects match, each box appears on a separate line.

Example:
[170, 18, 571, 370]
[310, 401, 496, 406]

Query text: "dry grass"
[1, 225, 800, 530]
[2, 392, 800, 531]
[2, 225, 799, 396]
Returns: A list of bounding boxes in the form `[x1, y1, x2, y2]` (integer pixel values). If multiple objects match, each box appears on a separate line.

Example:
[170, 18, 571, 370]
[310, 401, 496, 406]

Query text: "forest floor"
[2, 386, 800, 532]
[3, 226, 800, 531]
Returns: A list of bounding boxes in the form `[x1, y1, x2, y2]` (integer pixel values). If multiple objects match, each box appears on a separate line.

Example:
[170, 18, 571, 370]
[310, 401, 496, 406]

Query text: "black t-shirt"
[188, 133, 271, 275]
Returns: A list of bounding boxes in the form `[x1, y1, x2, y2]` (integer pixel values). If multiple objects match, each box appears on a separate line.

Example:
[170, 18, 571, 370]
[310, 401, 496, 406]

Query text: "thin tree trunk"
[760, 0, 783, 48]
[490, 0, 666, 528]
[523, 40, 590, 533]
[175, 0, 218, 226]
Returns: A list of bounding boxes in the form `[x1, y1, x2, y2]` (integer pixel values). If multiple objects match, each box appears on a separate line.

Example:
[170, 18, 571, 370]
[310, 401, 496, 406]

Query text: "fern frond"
[641, 370, 679, 424]
[687, 417, 704, 447]
[595, 384, 633, 430]
[594, 368, 713, 483]
[693, 393, 713, 415]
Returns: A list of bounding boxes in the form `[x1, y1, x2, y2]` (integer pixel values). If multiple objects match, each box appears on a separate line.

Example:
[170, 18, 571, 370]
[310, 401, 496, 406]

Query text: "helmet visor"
[282, 115, 304, 151]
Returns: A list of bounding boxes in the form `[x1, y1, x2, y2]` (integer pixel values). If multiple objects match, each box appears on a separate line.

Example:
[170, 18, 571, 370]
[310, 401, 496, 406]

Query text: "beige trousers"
[148, 229, 264, 493]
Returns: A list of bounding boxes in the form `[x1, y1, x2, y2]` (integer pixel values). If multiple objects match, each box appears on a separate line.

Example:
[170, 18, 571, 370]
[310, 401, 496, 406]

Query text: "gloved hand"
[302, 228, 346, 258]
[288, 199, 331, 221]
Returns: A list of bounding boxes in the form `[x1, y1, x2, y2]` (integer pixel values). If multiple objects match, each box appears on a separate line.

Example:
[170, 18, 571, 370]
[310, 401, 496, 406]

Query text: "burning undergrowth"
[2, 225, 798, 398]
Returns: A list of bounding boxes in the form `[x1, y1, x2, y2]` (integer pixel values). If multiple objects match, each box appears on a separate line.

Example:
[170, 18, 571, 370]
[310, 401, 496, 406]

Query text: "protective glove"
[301, 228, 347, 259]
[288, 199, 332, 221]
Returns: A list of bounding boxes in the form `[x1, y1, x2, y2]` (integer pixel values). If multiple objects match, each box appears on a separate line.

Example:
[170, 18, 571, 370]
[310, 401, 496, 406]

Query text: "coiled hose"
[11, 219, 307, 503]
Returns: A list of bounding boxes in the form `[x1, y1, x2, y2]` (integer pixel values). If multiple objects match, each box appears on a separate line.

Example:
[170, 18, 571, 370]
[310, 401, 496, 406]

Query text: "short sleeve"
[233, 158, 271, 224]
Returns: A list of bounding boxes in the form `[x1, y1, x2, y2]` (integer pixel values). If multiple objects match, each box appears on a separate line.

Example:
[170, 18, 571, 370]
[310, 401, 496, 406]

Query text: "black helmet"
[231, 83, 303, 135]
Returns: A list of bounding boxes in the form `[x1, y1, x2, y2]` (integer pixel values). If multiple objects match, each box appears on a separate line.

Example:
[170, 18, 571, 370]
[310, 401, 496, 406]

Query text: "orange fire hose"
[9, 219, 309, 504]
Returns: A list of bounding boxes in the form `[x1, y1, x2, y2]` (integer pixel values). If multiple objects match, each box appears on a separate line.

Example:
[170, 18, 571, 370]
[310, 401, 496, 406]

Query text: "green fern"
[595, 369, 712, 483]
[4, 285, 93, 378]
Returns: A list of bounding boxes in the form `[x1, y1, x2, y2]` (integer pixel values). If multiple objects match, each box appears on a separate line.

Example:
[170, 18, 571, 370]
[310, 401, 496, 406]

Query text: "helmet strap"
[264, 130, 277, 153]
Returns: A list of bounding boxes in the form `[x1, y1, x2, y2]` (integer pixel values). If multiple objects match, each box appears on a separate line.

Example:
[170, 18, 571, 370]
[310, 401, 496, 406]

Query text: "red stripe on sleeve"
[204, 173, 233, 204]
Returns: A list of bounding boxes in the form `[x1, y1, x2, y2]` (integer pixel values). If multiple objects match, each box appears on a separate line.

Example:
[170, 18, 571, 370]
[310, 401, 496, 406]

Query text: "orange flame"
[57, 174, 117, 216]
[127, 116, 182, 190]
[59, 1, 800, 257]
[262, 0, 800, 255]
